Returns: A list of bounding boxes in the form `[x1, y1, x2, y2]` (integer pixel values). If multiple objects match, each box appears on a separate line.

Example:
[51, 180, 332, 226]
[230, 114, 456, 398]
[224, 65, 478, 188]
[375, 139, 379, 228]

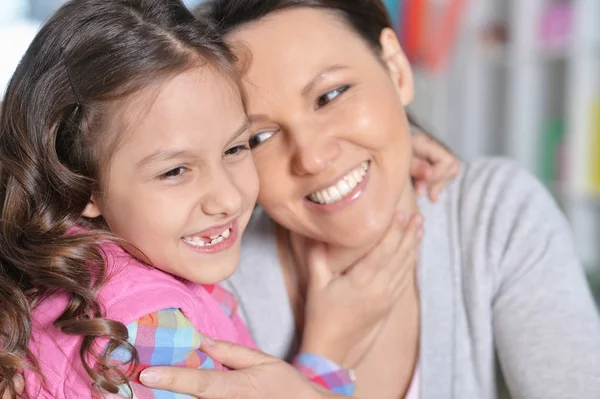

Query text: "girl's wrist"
[292, 352, 356, 396]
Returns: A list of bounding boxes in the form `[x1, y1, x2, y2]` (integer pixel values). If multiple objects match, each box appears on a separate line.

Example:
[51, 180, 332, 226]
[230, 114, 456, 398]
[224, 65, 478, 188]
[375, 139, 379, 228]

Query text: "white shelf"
[408, 0, 600, 270]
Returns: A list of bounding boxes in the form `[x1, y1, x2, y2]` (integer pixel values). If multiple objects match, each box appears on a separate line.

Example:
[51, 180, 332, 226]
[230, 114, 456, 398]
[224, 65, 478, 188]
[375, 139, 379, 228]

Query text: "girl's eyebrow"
[136, 119, 250, 169]
[136, 149, 193, 168]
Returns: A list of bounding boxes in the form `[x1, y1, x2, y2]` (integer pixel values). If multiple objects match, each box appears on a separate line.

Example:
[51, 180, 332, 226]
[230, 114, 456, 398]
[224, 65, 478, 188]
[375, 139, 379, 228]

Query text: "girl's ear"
[82, 194, 102, 218]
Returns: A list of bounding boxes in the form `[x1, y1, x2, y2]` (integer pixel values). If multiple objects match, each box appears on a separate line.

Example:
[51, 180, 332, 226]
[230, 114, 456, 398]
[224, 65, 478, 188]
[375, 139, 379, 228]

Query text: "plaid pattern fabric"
[293, 353, 356, 396]
[203, 284, 238, 318]
[109, 309, 217, 399]
[107, 285, 351, 398]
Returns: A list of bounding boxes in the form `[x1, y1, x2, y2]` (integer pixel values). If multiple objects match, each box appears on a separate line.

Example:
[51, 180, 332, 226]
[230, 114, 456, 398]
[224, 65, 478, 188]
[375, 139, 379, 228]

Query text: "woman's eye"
[317, 85, 350, 108]
[224, 144, 250, 157]
[160, 167, 187, 180]
[249, 131, 275, 149]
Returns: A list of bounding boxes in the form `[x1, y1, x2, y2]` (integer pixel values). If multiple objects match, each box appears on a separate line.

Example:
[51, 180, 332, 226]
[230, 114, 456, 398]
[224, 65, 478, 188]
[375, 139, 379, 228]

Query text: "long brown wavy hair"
[0, 0, 236, 397]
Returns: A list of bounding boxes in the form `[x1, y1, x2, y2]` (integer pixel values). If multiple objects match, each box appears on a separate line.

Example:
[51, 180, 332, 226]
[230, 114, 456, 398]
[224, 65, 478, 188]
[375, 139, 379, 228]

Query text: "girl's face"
[229, 8, 415, 250]
[84, 67, 258, 284]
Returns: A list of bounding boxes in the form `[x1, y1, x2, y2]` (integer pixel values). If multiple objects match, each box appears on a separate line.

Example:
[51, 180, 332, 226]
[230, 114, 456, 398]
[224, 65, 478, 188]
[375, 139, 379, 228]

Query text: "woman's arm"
[140, 339, 352, 399]
[483, 161, 600, 398]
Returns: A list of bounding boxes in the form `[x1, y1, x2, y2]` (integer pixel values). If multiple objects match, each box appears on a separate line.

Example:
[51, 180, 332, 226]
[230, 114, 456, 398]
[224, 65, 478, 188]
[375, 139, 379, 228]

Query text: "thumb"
[201, 338, 277, 370]
[306, 240, 333, 291]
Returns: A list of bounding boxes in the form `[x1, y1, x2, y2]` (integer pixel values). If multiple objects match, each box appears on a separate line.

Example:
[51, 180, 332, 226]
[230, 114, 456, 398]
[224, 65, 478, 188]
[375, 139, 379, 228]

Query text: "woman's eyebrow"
[301, 64, 349, 97]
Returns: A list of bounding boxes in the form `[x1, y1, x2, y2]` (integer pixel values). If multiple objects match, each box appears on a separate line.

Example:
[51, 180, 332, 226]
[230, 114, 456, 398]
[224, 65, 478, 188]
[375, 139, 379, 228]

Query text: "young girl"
[0, 0, 429, 398]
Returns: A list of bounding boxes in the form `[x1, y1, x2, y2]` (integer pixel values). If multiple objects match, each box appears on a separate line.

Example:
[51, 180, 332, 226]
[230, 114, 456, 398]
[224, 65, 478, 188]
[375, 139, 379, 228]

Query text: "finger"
[306, 241, 333, 291]
[412, 132, 452, 164]
[200, 339, 277, 370]
[415, 181, 427, 197]
[429, 182, 444, 202]
[427, 159, 460, 202]
[410, 157, 432, 183]
[140, 366, 242, 398]
[347, 212, 406, 284]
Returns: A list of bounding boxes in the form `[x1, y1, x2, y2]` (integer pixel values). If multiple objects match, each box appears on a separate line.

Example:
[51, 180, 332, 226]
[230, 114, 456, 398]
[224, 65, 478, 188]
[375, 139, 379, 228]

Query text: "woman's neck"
[290, 185, 420, 276]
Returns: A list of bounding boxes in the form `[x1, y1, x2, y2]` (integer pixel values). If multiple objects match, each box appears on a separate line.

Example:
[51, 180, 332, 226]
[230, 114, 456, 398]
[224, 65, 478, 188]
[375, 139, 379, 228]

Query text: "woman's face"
[229, 7, 415, 249]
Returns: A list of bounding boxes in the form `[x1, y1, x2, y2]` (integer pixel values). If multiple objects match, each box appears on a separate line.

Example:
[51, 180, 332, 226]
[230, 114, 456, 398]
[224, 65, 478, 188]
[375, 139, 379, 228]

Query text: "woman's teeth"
[308, 161, 369, 205]
[183, 227, 232, 247]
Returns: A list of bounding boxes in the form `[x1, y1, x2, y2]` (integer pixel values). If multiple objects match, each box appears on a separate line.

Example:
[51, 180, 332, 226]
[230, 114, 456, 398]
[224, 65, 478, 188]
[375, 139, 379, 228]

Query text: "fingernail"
[396, 212, 406, 222]
[418, 227, 424, 238]
[415, 214, 424, 225]
[205, 336, 216, 347]
[140, 370, 161, 385]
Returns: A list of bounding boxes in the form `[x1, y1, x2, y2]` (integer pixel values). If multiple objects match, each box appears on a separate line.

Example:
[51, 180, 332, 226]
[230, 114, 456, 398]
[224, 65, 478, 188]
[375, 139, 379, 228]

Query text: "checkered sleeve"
[107, 309, 219, 399]
[292, 353, 356, 396]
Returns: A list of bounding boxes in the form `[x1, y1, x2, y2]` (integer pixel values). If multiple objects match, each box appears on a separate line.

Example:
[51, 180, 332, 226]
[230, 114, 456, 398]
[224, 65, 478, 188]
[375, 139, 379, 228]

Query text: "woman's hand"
[410, 132, 460, 202]
[299, 213, 423, 368]
[139, 338, 348, 399]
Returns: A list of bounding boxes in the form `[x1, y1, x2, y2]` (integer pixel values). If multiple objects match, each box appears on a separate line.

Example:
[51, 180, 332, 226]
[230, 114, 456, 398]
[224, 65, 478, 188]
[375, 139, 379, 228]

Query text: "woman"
[138, 0, 600, 398]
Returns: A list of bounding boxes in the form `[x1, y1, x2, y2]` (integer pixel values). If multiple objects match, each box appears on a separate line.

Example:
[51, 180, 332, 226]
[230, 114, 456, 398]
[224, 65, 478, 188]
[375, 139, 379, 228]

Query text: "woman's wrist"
[292, 352, 356, 396]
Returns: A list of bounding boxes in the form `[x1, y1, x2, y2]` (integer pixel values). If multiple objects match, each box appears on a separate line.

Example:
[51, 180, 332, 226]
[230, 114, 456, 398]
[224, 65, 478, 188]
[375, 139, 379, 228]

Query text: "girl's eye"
[160, 167, 187, 180]
[317, 85, 350, 108]
[224, 144, 250, 157]
[249, 131, 275, 149]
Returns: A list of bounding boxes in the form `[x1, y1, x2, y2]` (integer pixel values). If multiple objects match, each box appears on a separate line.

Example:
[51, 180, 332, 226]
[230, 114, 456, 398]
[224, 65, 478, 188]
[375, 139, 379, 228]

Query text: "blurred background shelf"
[390, 0, 600, 276]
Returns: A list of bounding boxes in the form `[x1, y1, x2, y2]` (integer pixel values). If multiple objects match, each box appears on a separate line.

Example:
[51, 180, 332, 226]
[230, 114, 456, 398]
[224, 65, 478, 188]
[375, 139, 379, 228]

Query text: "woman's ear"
[379, 28, 414, 106]
[82, 194, 102, 219]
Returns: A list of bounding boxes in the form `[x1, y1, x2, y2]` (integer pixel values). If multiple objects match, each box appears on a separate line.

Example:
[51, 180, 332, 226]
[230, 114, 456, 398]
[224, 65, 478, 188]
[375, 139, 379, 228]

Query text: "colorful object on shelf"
[384, 0, 401, 29]
[539, 0, 573, 52]
[589, 98, 600, 194]
[540, 119, 565, 189]
[390, 0, 468, 73]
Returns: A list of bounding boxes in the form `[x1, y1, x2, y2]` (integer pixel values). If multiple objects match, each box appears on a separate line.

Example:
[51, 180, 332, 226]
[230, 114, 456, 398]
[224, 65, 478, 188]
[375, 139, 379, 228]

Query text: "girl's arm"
[107, 309, 355, 398]
[410, 132, 460, 201]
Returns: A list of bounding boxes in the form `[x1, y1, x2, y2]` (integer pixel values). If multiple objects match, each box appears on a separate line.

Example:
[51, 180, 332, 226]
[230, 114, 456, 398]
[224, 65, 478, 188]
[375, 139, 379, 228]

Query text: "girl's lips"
[182, 219, 239, 254]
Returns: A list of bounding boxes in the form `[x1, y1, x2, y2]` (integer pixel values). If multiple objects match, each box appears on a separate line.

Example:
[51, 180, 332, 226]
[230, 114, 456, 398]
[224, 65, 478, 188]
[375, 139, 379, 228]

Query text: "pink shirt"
[24, 240, 255, 398]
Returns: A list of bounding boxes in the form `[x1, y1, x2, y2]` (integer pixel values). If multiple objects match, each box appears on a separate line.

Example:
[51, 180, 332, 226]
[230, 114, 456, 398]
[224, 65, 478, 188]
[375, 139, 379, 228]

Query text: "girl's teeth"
[308, 161, 369, 205]
[184, 228, 232, 247]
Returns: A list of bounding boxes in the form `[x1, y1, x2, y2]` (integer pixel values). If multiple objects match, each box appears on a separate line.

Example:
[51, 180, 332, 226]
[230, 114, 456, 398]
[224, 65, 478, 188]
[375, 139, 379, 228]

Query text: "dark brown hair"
[195, 0, 392, 54]
[195, 0, 424, 129]
[0, 0, 235, 397]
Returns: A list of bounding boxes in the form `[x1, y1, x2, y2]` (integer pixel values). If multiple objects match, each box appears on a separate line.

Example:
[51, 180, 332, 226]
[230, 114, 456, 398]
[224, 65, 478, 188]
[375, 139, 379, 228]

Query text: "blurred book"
[589, 98, 600, 194]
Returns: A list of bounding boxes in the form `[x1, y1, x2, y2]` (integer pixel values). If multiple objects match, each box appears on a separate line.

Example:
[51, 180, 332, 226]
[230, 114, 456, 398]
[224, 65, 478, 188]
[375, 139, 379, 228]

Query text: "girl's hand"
[410, 132, 460, 202]
[299, 213, 423, 368]
[139, 338, 348, 399]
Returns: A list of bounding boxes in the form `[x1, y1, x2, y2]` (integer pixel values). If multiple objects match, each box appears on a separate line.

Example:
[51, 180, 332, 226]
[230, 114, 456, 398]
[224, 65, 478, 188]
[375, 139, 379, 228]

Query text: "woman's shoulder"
[451, 157, 545, 201]
[440, 156, 575, 274]
[444, 156, 562, 224]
